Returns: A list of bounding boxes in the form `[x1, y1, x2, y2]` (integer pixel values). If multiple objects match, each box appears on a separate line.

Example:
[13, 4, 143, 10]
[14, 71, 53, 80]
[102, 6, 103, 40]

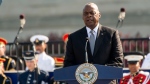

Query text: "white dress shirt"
[37, 52, 55, 71]
[86, 23, 99, 39]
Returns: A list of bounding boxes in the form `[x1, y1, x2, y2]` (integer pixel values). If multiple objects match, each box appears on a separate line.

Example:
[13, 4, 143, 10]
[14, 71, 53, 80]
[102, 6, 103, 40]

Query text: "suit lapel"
[93, 25, 105, 56]
[79, 27, 88, 49]
[79, 27, 92, 56]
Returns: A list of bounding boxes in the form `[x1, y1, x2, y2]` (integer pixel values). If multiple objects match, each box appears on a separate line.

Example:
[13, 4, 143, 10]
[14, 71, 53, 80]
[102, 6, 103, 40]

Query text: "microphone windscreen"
[20, 14, 25, 19]
[120, 8, 125, 12]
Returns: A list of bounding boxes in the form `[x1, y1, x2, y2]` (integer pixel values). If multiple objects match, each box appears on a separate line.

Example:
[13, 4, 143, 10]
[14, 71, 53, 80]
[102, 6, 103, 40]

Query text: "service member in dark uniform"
[18, 51, 50, 84]
[120, 55, 150, 84]
[0, 37, 16, 71]
[0, 58, 12, 84]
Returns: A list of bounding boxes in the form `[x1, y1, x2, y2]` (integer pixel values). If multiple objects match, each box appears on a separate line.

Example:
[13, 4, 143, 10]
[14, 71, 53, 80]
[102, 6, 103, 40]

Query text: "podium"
[54, 64, 123, 84]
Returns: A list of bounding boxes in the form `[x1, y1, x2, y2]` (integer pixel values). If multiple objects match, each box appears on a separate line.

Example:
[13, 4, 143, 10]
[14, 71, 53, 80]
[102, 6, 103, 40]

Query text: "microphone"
[20, 14, 26, 28]
[85, 37, 89, 63]
[116, 7, 126, 28]
[18, 14, 26, 34]
[13, 14, 26, 45]
[12, 14, 26, 81]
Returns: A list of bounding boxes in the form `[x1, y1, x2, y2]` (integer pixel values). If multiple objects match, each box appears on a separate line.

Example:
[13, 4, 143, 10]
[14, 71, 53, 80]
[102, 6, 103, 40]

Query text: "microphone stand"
[13, 27, 23, 69]
[32, 44, 39, 84]
[85, 38, 89, 63]
[116, 19, 123, 28]
[12, 14, 25, 82]
[11, 26, 24, 82]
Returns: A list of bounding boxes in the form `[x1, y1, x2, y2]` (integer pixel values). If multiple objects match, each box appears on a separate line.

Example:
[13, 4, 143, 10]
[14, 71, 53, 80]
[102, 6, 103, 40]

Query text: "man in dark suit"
[63, 2, 123, 83]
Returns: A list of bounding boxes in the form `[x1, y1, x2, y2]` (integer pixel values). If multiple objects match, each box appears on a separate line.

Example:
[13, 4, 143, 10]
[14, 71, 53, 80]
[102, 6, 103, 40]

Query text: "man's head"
[30, 35, 49, 53]
[125, 55, 143, 74]
[0, 37, 7, 56]
[23, 51, 39, 71]
[82, 2, 101, 29]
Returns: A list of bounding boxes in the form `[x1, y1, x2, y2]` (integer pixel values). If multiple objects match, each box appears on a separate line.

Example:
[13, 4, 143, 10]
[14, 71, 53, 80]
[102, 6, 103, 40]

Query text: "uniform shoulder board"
[10, 59, 15, 63]
[139, 71, 150, 76]
[5, 56, 10, 59]
[123, 72, 130, 77]
[40, 70, 49, 76]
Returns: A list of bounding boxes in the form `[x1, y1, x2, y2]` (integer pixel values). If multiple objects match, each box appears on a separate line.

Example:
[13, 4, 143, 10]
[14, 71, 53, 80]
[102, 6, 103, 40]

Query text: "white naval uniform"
[37, 52, 55, 71]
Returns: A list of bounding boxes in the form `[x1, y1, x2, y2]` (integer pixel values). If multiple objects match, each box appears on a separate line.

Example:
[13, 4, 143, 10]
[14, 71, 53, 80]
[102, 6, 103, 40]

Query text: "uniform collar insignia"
[131, 71, 139, 77]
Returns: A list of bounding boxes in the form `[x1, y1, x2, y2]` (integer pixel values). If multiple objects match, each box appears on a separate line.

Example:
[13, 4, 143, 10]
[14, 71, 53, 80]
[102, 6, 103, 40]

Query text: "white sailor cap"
[30, 35, 49, 45]
[124, 55, 143, 64]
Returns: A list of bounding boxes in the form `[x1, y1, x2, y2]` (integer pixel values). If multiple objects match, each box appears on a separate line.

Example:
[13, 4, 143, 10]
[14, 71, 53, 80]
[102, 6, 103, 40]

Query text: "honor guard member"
[53, 33, 69, 67]
[0, 37, 16, 71]
[30, 35, 55, 71]
[18, 51, 50, 84]
[0, 58, 12, 84]
[120, 55, 150, 84]
[62, 33, 69, 52]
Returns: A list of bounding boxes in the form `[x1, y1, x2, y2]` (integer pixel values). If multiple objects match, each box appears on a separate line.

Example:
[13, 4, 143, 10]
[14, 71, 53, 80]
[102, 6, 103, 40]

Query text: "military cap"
[0, 37, 7, 47]
[62, 33, 69, 43]
[23, 51, 39, 60]
[124, 55, 143, 64]
[30, 35, 49, 45]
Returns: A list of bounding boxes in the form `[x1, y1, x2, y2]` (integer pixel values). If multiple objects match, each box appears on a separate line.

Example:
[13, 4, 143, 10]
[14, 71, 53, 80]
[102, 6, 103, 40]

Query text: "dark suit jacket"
[64, 25, 123, 67]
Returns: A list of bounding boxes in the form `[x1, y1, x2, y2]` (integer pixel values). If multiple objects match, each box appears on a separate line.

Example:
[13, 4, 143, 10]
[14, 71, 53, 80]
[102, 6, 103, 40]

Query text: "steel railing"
[6, 38, 150, 57]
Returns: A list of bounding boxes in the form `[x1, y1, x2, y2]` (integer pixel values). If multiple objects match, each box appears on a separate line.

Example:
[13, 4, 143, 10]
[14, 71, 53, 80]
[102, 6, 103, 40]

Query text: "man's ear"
[44, 43, 47, 48]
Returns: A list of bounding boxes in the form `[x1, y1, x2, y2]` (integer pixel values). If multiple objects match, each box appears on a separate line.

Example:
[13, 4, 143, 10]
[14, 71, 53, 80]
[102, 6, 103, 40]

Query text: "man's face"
[35, 43, 46, 53]
[0, 45, 5, 56]
[128, 62, 140, 73]
[82, 5, 101, 29]
[25, 59, 36, 70]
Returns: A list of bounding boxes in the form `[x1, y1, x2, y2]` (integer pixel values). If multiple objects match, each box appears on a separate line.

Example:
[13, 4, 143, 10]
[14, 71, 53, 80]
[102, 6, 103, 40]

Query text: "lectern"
[54, 64, 123, 84]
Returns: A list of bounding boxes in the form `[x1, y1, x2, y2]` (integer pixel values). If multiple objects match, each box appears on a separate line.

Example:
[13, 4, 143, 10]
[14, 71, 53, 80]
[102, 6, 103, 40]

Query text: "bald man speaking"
[64, 2, 123, 84]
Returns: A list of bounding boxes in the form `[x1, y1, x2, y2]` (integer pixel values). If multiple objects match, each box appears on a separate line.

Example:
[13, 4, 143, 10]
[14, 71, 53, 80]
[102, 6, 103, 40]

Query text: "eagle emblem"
[80, 71, 93, 79]
[75, 63, 98, 84]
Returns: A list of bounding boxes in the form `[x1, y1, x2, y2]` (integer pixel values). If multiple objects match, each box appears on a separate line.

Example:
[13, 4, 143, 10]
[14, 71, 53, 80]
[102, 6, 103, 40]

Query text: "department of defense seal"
[75, 63, 98, 84]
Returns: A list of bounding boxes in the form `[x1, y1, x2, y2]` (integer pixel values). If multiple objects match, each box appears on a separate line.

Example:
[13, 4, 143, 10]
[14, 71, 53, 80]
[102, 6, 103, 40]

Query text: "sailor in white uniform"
[30, 35, 55, 71]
